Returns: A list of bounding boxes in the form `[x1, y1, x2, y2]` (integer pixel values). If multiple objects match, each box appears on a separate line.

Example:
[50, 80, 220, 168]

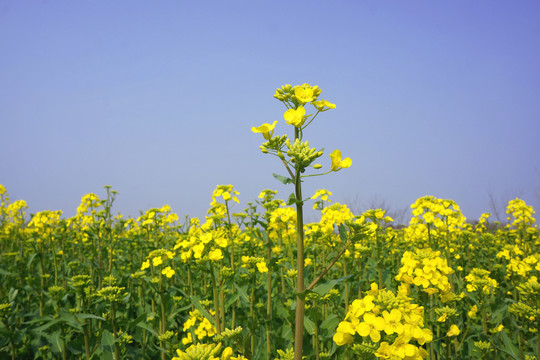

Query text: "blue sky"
[1, 0, 539, 224]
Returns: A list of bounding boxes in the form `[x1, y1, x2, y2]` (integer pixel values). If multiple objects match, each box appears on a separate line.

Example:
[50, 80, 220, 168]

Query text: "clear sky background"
[2, 1, 539, 224]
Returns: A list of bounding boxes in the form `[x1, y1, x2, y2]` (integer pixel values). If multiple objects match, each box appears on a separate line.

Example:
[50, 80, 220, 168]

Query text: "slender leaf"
[497, 331, 521, 360]
[286, 193, 297, 206]
[304, 315, 315, 335]
[190, 296, 216, 326]
[234, 284, 250, 304]
[136, 321, 159, 338]
[272, 173, 293, 185]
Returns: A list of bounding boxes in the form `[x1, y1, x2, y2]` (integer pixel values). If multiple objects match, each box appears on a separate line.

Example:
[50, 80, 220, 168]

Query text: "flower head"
[312, 99, 336, 111]
[284, 106, 307, 127]
[293, 85, 317, 104]
[251, 120, 278, 140]
[329, 149, 352, 171]
[447, 324, 460, 337]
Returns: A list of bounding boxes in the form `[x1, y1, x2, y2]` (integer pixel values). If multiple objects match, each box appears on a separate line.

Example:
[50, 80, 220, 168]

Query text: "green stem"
[2, 317, 16, 360]
[250, 275, 255, 356]
[210, 264, 222, 335]
[83, 322, 91, 360]
[293, 127, 305, 360]
[266, 234, 272, 360]
[111, 304, 120, 360]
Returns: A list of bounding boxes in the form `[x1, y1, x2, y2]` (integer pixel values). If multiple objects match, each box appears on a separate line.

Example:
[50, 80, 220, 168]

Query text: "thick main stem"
[293, 126, 305, 360]
[266, 233, 272, 360]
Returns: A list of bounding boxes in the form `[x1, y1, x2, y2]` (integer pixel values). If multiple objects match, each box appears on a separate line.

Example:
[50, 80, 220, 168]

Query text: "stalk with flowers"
[252, 83, 351, 360]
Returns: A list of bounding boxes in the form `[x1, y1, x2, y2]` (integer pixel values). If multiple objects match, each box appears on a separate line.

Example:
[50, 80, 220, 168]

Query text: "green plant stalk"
[76, 289, 92, 359]
[428, 294, 435, 360]
[39, 244, 45, 316]
[105, 188, 115, 274]
[97, 234, 103, 290]
[219, 284, 225, 333]
[537, 330, 539, 360]
[159, 273, 167, 360]
[210, 264, 222, 335]
[250, 273, 256, 356]
[53, 299, 68, 360]
[481, 301, 488, 336]
[293, 125, 305, 360]
[111, 303, 120, 360]
[60, 324, 67, 360]
[375, 230, 383, 289]
[306, 240, 352, 292]
[225, 201, 237, 330]
[343, 258, 349, 314]
[50, 234, 59, 286]
[83, 322, 91, 360]
[1, 316, 16, 360]
[266, 236, 272, 360]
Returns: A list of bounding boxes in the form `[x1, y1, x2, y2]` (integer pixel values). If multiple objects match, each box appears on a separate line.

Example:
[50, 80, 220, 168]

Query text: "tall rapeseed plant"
[252, 84, 351, 360]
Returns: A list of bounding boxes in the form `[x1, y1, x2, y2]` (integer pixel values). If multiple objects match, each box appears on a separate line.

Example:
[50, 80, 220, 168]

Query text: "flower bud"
[313, 164, 322, 169]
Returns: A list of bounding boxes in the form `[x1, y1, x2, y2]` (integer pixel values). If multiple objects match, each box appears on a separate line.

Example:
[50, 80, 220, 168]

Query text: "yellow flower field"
[0, 85, 538, 360]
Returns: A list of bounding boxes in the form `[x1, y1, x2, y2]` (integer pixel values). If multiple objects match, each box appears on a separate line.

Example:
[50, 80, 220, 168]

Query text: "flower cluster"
[312, 189, 333, 210]
[406, 196, 467, 245]
[334, 283, 432, 359]
[464, 268, 498, 295]
[182, 309, 217, 344]
[506, 198, 536, 229]
[509, 276, 540, 329]
[395, 249, 454, 295]
[315, 203, 355, 236]
[140, 249, 176, 278]
[252, 83, 350, 175]
[241, 255, 268, 273]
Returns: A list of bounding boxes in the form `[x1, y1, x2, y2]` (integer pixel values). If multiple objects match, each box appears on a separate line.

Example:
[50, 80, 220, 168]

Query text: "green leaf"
[190, 296, 216, 327]
[49, 330, 62, 354]
[320, 314, 339, 333]
[8, 288, 18, 303]
[497, 330, 521, 359]
[311, 274, 353, 297]
[75, 313, 106, 322]
[0, 268, 15, 276]
[136, 321, 159, 338]
[234, 284, 250, 304]
[100, 330, 116, 360]
[127, 313, 148, 330]
[272, 173, 294, 184]
[101, 329, 115, 347]
[225, 292, 240, 309]
[304, 315, 315, 335]
[32, 318, 62, 333]
[338, 224, 348, 243]
[312, 279, 339, 297]
[286, 193, 297, 206]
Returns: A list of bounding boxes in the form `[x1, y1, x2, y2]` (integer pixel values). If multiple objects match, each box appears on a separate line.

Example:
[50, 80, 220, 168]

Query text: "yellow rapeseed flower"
[256, 261, 268, 273]
[312, 99, 336, 111]
[329, 149, 352, 172]
[284, 106, 306, 127]
[162, 266, 175, 278]
[293, 85, 316, 104]
[152, 256, 163, 267]
[209, 248, 223, 261]
[357, 313, 386, 342]
[447, 324, 460, 337]
[251, 121, 278, 140]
